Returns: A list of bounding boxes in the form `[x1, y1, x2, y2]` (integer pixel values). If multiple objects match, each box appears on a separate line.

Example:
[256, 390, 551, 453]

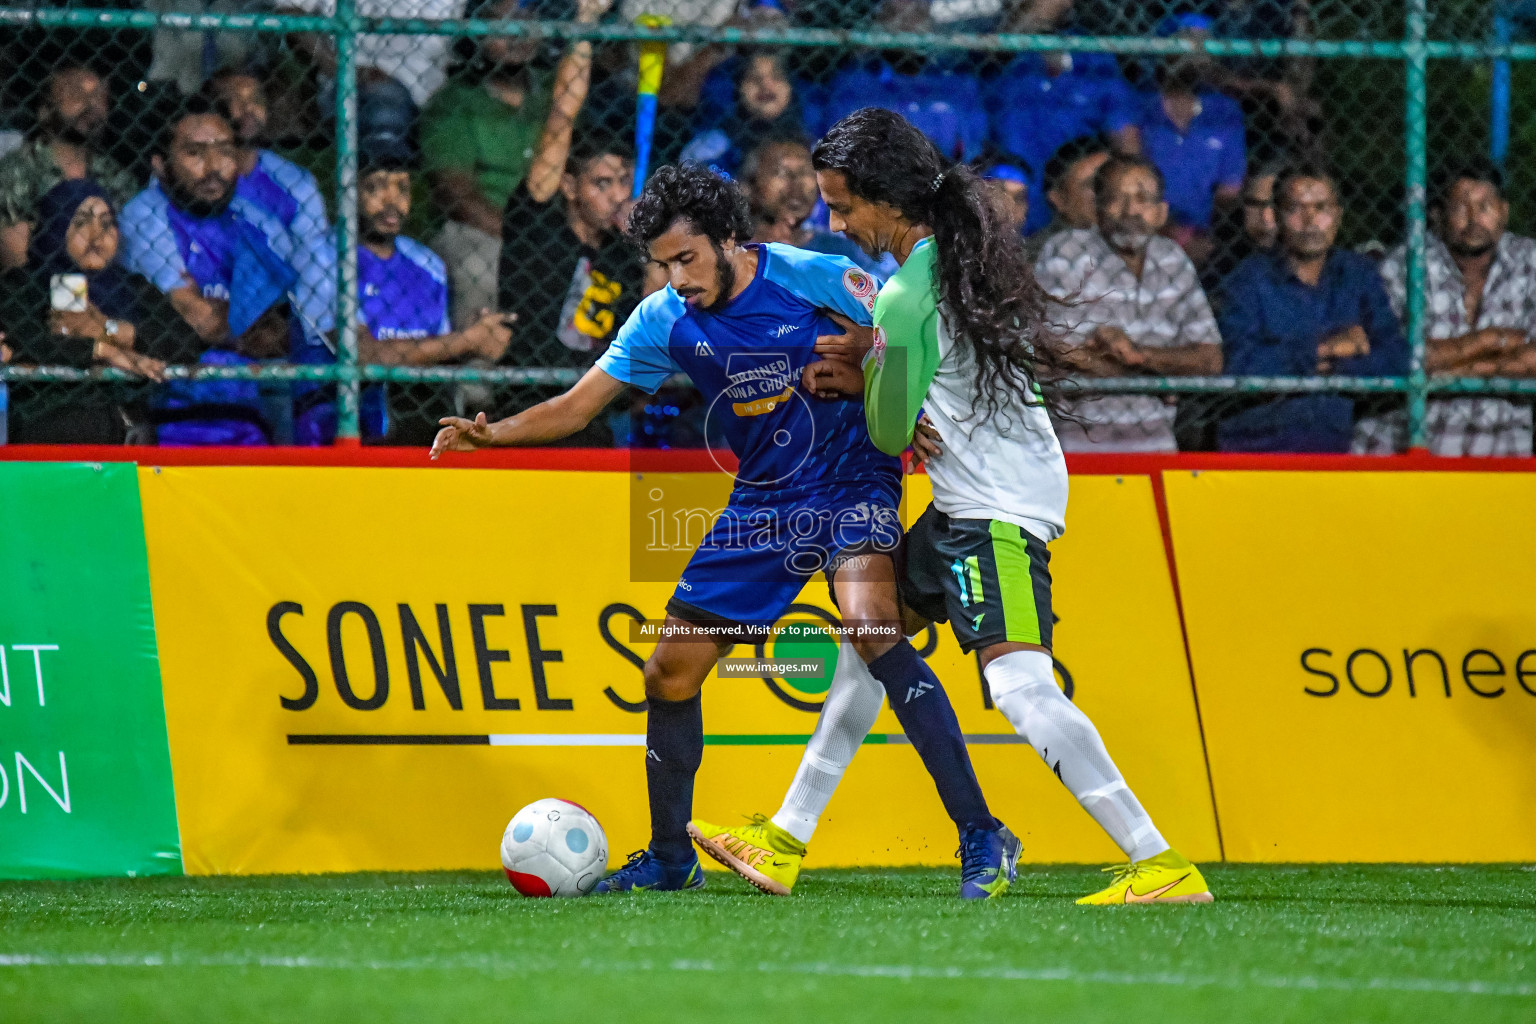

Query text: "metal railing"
[4, 1, 1535, 447]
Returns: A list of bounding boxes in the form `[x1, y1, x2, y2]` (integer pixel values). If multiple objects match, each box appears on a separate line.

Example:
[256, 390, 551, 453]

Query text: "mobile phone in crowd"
[50, 273, 88, 313]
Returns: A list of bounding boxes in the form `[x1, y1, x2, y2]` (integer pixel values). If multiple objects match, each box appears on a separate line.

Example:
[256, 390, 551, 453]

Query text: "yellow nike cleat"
[1075, 849, 1214, 905]
[688, 815, 805, 896]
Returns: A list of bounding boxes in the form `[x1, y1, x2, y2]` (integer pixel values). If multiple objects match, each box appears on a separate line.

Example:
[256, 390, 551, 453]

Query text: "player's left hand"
[802, 357, 864, 398]
[909, 415, 943, 472]
[814, 312, 875, 364]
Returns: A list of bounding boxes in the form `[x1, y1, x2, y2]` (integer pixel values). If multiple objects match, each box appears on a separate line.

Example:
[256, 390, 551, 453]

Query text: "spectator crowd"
[0, 0, 1532, 456]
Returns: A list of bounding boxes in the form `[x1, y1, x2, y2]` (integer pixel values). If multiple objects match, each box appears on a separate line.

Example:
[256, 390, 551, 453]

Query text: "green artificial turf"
[1, 864, 1531, 1023]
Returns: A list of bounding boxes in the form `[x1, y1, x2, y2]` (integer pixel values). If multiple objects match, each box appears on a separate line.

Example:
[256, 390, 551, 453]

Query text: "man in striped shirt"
[1034, 154, 1222, 452]
[1374, 159, 1536, 457]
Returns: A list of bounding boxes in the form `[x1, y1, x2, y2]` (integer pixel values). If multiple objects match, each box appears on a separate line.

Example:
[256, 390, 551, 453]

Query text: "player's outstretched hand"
[908, 415, 943, 473]
[430, 412, 495, 460]
[802, 357, 864, 398]
[814, 312, 875, 364]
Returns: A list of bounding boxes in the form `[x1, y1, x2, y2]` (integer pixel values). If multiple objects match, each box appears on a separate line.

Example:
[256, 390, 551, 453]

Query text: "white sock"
[771, 642, 885, 844]
[985, 651, 1170, 862]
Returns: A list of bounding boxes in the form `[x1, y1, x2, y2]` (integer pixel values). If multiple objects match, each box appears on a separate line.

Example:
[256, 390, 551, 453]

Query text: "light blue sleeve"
[118, 185, 188, 293]
[594, 288, 685, 393]
[290, 167, 330, 241]
[233, 195, 335, 342]
[760, 243, 878, 326]
[260, 150, 330, 239]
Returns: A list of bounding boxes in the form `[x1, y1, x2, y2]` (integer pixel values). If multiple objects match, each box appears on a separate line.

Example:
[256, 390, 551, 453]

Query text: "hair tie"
[930, 172, 945, 193]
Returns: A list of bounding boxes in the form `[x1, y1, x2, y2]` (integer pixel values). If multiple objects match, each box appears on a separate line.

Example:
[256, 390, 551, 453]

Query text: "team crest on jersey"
[870, 325, 887, 368]
[842, 267, 877, 312]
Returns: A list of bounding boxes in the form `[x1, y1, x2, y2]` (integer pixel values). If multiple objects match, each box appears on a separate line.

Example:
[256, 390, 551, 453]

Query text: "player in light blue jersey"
[432, 165, 1020, 898]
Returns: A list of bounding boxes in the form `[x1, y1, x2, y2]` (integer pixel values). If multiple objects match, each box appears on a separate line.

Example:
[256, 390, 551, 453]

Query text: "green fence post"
[1404, 0, 1429, 451]
[334, 0, 362, 444]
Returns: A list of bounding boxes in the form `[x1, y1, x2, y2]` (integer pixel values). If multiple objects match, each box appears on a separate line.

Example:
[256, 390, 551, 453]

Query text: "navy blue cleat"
[958, 824, 1022, 900]
[593, 849, 706, 893]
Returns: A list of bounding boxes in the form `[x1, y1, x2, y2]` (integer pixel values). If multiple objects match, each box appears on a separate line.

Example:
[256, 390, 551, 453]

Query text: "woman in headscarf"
[0, 179, 194, 443]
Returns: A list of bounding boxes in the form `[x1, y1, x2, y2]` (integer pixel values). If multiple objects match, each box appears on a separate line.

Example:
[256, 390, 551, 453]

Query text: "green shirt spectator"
[422, 74, 550, 212]
[423, 69, 550, 330]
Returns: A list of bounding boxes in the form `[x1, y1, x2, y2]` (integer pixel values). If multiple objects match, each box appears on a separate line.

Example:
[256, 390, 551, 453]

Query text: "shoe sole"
[687, 822, 791, 896]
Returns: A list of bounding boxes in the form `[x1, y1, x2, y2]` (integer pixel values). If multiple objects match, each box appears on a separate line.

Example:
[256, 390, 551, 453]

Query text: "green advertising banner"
[0, 462, 182, 878]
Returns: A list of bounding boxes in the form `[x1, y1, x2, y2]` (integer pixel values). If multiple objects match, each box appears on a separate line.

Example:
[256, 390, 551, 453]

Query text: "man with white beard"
[1034, 154, 1223, 452]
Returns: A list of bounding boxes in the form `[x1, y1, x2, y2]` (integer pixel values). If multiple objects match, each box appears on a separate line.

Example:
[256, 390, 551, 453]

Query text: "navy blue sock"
[867, 640, 1000, 833]
[645, 691, 703, 864]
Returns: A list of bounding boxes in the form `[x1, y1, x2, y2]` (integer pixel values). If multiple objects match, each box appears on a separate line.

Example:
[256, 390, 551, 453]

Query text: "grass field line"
[1, 951, 1530, 998]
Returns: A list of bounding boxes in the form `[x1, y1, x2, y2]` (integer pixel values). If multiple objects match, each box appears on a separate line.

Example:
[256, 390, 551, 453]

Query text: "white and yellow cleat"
[688, 815, 804, 896]
[1076, 849, 1214, 906]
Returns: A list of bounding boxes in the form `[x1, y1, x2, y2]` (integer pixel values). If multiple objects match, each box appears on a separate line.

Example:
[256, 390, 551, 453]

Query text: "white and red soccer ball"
[500, 798, 608, 897]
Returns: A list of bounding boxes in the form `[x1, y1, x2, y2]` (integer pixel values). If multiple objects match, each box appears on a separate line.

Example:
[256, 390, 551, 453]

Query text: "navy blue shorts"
[666, 483, 902, 634]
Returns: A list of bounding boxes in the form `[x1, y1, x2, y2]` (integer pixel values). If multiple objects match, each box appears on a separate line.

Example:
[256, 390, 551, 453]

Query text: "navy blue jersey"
[597, 243, 899, 497]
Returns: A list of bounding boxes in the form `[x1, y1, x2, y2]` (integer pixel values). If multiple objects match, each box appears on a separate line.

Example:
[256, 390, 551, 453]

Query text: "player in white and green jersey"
[691, 108, 1212, 906]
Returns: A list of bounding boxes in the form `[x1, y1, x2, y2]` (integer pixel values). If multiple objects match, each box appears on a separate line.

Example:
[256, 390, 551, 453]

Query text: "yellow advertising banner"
[1165, 470, 1536, 862]
[139, 466, 1217, 875]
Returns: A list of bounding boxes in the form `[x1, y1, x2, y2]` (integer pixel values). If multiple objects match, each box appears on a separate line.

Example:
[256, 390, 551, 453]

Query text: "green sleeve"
[863, 275, 941, 457]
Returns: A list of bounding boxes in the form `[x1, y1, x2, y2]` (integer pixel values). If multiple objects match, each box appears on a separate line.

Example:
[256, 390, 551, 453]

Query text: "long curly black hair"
[812, 108, 1066, 421]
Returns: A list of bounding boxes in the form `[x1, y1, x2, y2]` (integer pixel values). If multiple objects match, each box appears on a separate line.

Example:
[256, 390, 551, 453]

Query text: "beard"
[702, 241, 738, 312]
[756, 188, 815, 229]
[236, 119, 269, 150]
[45, 110, 103, 148]
[1105, 219, 1153, 255]
[1447, 235, 1497, 260]
[361, 208, 404, 246]
[167, 175, 235, 219]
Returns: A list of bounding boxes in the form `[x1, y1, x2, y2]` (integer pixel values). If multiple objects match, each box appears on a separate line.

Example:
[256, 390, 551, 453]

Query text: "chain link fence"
[1, 0, 1535, 452]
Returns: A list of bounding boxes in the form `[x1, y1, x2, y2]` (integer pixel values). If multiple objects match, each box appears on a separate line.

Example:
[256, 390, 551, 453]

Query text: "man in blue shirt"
[120, 97, 321, 444]
[204, 68, 334, 316]
[1218, 166, 1407, 452]
[1136, 26, 1245, 255]
[813, 0, 986, 163]
[432, 164, 1016, 898]
[291, 143, 515, 444]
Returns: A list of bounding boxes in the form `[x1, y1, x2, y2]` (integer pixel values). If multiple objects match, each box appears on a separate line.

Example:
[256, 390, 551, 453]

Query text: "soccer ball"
[500, 798, 609, 897]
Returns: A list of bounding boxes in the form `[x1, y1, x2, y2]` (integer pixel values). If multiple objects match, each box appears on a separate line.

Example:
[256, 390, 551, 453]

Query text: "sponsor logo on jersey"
[769, 324, 801, 338]
[723, 353, 795, 416]
[695, 340, 714, 356]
